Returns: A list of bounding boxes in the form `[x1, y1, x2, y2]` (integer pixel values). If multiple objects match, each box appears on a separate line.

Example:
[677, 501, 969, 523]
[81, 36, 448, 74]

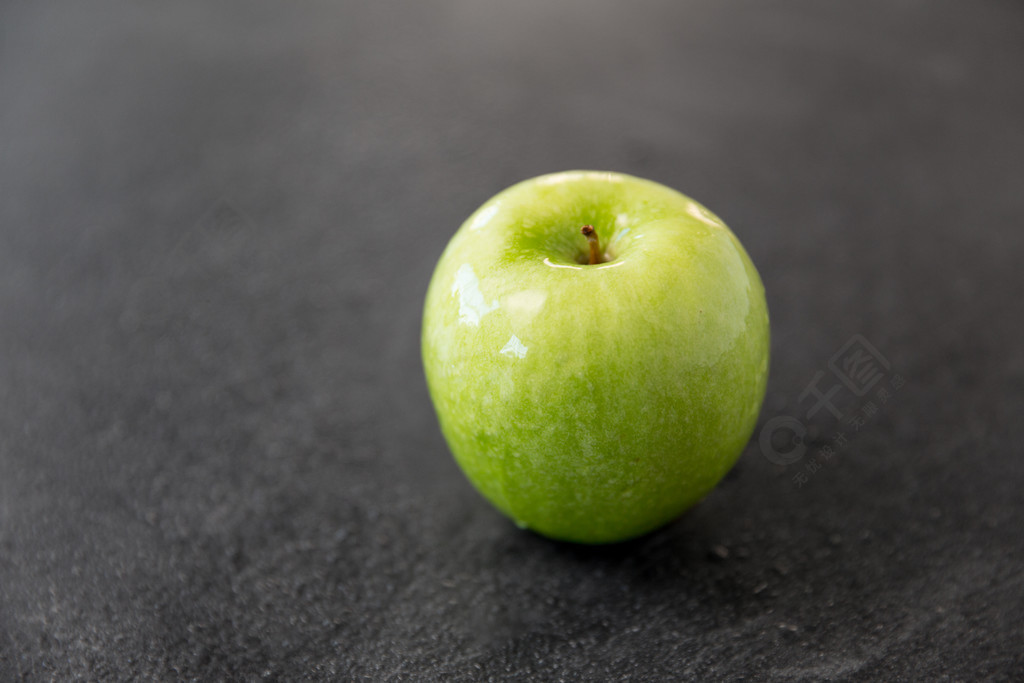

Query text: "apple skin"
[422, 171, 769, 544]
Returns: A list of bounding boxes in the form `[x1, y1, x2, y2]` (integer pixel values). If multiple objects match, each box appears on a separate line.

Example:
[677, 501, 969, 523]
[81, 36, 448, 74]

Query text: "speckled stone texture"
[1, 1, 1022, 680]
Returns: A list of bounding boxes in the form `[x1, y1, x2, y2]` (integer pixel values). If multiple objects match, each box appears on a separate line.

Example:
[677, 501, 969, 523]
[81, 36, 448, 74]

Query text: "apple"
[422, 171, 769, 543]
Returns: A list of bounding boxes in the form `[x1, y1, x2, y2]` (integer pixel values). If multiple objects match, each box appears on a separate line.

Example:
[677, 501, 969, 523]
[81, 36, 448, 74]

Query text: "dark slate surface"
[2, 1, 1023, 680]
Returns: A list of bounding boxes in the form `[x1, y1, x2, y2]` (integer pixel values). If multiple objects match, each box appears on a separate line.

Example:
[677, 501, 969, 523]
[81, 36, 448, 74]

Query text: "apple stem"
[581, 225, 602, 265]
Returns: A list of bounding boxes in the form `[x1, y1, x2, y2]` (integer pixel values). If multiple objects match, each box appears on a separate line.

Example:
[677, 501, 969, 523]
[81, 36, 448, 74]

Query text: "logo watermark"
[759, 334, 906, 488]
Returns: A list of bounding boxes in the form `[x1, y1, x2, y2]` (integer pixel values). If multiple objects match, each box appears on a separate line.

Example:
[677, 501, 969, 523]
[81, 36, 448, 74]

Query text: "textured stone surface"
[1, 1, 1022, 679]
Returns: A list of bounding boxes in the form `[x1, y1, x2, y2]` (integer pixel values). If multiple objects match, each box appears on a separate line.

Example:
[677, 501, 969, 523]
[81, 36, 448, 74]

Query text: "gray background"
[2, 1, 1023, 680]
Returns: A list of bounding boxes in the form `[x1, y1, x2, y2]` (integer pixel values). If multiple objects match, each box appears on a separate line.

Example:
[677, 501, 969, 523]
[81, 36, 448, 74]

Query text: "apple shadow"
[471, 457, 923, 663]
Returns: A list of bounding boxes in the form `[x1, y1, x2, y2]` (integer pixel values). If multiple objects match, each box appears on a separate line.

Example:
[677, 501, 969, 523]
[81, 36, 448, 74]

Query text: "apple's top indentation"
[440, 171, 757, 364]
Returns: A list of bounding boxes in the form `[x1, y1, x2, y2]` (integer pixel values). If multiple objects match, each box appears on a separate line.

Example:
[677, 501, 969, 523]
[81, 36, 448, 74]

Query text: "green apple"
[422, 171, 769, 543]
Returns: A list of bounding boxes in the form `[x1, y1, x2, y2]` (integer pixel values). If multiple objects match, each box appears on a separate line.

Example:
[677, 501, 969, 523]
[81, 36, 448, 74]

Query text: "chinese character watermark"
[759, 334, 906, 488]
[828, 334, 891, 396]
